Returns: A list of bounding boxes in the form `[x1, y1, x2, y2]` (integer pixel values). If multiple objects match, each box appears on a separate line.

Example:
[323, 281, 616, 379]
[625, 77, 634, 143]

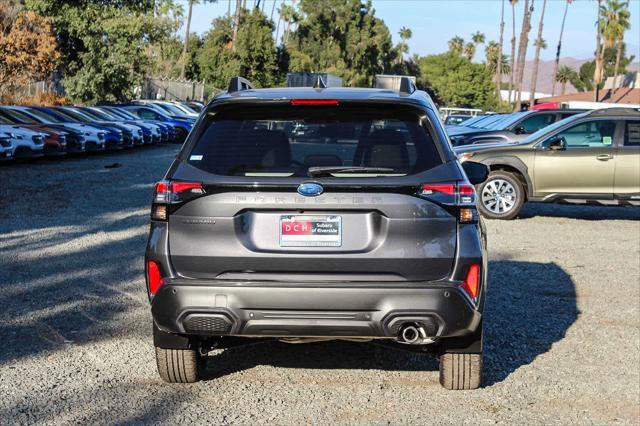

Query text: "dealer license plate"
[280, 215, 342, 247]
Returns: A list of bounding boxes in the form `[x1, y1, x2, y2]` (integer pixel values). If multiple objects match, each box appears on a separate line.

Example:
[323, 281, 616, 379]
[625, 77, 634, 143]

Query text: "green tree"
[181, 0, 217, 78]
[396, 26, 412, 64]
[552, 0, 572, 96]
[25, 0, 175, 103]
[464, 42, 476, 61]
[600, 0, 631, 90]
[555, 65, 576, 95]
[448, 35, 464, 55]
[418, 51, 498, 111]
[570, 43, 634, 92]
[199, 8, 278, 89]
[198, 16, 237, 89]
[287, 0, 397, 87]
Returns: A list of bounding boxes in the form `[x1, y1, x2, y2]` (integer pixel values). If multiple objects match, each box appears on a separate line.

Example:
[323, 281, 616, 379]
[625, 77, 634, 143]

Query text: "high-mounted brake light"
[152, 180, 205, 220]
[460, 264, 480, 300]
[290, 99, 339, 106]
[146, 260, 165, 296]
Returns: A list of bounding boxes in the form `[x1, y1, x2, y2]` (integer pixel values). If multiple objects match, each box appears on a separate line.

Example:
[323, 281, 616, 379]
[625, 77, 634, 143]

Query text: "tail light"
[152, 180, 205, 220]
[419, 182, 478, 223]
[146, 260, 165, 296]
[460, 264, 480, 301]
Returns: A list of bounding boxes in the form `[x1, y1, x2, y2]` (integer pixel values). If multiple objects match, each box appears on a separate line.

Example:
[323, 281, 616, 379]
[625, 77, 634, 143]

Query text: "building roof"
[536, 88, 640, 105]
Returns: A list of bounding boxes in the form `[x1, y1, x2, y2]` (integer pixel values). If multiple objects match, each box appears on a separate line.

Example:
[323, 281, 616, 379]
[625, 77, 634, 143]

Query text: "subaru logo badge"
[297, 182, 323, 197]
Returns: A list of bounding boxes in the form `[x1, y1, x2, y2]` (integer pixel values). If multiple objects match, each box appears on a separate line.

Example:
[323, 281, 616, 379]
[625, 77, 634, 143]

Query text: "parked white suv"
[0, 124, 45, 158]
[0, 132, 13, 160]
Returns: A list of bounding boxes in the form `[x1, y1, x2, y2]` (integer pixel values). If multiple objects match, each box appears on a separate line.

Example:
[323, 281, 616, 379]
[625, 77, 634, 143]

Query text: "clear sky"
[181, 0, 640, 63]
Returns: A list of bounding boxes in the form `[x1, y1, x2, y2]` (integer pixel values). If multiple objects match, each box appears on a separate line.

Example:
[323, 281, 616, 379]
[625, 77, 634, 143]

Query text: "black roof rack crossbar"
[227, 76, 255, 93]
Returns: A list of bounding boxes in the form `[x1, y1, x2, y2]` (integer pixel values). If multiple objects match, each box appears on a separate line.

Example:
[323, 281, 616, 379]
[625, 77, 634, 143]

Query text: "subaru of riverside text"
[145, 76, 490, 390]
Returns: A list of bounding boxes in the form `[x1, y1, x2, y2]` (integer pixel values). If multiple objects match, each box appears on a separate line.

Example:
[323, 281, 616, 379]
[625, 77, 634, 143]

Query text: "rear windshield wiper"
[307, 166, 396, 177]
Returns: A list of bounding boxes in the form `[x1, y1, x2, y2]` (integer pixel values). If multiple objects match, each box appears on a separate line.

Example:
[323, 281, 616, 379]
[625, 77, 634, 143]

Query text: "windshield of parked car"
[23, 108, 60, 124]
[103, 108, 135, 120]
[483, 112, 528, 130]
[149, 103, 187, 117]
[520, 113, 587, 144]
[468, 115, 505, 129]
[0, 109, 38, 124]
[78, 108, 113, 121]
[186, 106, 443, 178]
[50, 108, 86, 123]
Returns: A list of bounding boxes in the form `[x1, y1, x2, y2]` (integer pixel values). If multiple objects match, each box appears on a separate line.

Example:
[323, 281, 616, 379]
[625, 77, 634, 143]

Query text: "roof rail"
[375, 74, 417, 95]
[227, 76, 255, 93]
[587, 107, 640, 117]
[313, 75, 327, 89]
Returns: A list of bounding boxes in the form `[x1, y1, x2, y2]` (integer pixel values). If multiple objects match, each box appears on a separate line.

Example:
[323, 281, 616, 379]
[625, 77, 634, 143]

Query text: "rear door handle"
[596, 154, 614, 161]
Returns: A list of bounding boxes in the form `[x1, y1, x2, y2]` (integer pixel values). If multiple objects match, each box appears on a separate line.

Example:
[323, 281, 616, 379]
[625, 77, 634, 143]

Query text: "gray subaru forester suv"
[145, 76, 489, 390]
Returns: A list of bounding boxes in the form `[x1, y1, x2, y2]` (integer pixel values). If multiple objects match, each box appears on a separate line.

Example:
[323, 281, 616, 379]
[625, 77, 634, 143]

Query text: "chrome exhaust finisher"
[398, 323, 435, 345]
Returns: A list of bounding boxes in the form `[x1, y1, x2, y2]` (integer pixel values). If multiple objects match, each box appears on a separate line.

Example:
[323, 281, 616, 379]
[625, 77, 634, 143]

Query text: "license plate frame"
[279, 215, 342, 247]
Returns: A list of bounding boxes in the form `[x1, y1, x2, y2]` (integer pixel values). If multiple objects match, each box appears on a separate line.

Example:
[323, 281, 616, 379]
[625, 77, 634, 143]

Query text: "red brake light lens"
[290, 99, 339, 106]
[420, 184, 455, 195]
[172, 182, 205, 194]
[147, 260, 165, 296]
[461, 264, 480, 300]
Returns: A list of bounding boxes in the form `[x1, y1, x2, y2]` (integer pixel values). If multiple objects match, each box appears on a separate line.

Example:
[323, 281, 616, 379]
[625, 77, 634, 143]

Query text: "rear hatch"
[163, 103, 464, 283]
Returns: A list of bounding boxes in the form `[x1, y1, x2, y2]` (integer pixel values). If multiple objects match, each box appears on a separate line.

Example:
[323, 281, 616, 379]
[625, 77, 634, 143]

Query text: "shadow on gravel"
[519, 202, 640, 221]
[0, 147, 182, 365]
[199, 260, 578, 387]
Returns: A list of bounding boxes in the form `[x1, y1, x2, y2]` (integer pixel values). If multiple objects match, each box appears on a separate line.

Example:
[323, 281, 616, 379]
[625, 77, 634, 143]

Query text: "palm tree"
[529, 0, 547, 106]
[488, 54, 512, 76]
[181, 0, 217, 78]
[497, 0, 506, 100]
[594, 0, 604, 101]
[514, 0, 534, 111]
[556, 65, 575, 95]
[397, 26, 413, 64]
[551, 0, 572, 96]
[600, 0, 631, 91]
[232, 0, 242, 50]
[471, 31, 486, 45]
[508, 0, 518, 104]
[464, 42, 476, 61]
[448, 36, 465, 55]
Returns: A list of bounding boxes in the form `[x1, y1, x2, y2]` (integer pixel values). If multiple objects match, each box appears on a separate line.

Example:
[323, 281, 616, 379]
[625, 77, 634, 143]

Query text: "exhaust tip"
[400, 324, 420, 344]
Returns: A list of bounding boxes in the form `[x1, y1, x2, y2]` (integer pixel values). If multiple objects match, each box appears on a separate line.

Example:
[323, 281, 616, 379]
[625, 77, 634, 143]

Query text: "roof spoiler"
[227, 76, 255, 93]
[375, 75, 417, 95]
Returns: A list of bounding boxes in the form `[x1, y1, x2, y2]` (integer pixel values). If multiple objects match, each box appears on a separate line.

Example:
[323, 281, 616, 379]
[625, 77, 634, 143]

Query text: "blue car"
[100, 107, 177, 143]
[121, 105, 193, 143]
[80, 107, 160, 145]
[33, 106, 124, 150]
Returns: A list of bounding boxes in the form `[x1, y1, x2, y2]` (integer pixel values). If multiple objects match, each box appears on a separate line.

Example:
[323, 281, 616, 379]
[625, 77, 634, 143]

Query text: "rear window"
[185, 106, 442, 177]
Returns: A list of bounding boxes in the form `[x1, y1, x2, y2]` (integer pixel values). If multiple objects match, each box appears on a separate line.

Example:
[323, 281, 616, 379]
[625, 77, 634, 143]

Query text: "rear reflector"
[147, 260, 165, 296]
[461, 264, 480, 300]
[290, 99, 339, 106]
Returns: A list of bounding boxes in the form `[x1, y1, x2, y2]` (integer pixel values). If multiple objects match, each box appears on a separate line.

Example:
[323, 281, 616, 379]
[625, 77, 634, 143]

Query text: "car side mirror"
[548, 136, 567, 151]
[514, 126, 526, 135]
[462, 161, 489, 185]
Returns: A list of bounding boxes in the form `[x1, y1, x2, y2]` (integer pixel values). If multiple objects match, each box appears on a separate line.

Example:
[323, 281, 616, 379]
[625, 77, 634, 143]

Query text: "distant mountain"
[517, 57, 640, 95]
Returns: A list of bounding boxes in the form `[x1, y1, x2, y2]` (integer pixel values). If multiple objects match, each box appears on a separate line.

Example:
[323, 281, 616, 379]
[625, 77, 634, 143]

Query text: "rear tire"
[477, 171, 524, 220]
[155, 347, 201, 383]
[439, 352, 482, 390]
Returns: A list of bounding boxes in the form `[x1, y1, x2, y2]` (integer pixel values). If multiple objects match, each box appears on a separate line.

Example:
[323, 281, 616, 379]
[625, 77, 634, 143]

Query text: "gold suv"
[455, 108, 640, 219]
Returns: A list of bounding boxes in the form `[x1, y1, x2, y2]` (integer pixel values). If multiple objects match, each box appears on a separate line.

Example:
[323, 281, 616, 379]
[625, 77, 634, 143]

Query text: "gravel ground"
[1, 145, 639, 425]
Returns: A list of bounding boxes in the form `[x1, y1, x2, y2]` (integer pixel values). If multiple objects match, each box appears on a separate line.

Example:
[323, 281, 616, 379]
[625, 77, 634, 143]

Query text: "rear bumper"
[151, 281, 482, 341]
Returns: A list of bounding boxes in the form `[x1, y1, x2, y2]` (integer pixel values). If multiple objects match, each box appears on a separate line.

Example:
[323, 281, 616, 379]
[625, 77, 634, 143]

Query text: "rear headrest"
[236, 129, 291, 168]
[361, 129, 409, 170]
